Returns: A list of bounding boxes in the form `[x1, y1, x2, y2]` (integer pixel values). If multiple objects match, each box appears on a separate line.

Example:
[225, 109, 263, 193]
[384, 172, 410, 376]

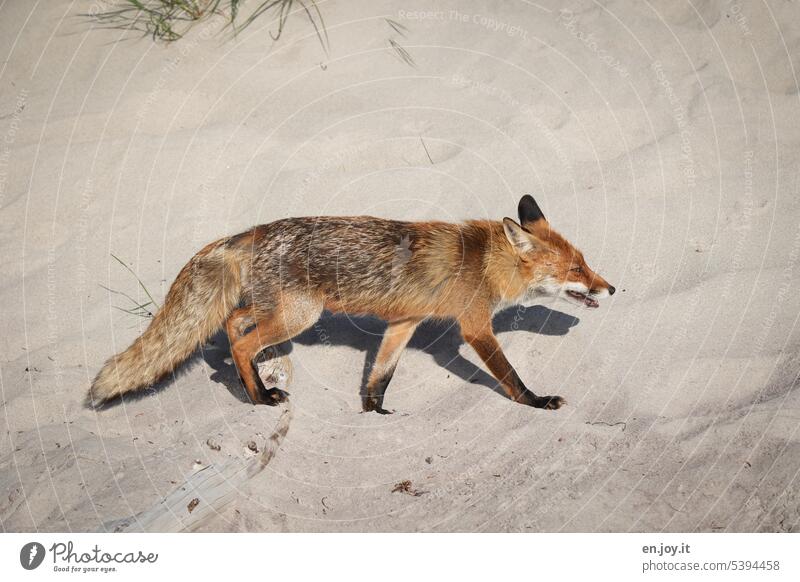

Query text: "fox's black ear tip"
[518, 194, 545, 224]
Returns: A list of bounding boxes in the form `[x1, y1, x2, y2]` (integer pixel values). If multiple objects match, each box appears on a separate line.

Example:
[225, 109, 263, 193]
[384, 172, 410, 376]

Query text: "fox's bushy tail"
[89, 241, 243, 404]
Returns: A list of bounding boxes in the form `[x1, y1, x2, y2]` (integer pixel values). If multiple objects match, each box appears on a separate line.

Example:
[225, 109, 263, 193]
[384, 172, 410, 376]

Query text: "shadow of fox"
[201, 305, 579, 406]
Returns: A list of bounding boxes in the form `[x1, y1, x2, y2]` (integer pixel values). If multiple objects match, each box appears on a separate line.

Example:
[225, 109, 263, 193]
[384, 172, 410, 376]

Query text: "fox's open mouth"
[567, 290, 599, 308]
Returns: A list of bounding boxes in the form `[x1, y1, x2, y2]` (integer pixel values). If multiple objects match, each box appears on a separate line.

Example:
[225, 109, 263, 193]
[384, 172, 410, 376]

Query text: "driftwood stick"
[102, 347, 293, 533]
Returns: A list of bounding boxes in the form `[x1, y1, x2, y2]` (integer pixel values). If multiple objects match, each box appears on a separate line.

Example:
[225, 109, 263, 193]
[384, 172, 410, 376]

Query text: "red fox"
[91, 195, 614, 412]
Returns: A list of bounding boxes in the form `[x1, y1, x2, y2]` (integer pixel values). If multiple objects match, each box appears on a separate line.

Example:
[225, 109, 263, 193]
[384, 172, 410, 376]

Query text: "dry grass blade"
[385, 17, 407, 37]
[388, 38, 415, 68]
[420, 136, 434, 164]
[99, 284, 155, 319]
[100, 254, 160, 319]
[110, 253, 160, 309]
[297, 0, 330, 53]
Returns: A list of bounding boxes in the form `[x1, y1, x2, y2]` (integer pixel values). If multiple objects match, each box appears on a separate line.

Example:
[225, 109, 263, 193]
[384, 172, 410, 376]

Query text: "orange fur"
[91, 196, 614, 410]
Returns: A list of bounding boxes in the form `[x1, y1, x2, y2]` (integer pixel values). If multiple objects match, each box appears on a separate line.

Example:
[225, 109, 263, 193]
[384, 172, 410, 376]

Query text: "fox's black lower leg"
[363, 363, 397, 414]
[225, 297, 321, 405]
[462, 327, 565, 410]
[243, 359, 286, 405]
[258, 382, 289, 405]
[362, 318, 421, 414]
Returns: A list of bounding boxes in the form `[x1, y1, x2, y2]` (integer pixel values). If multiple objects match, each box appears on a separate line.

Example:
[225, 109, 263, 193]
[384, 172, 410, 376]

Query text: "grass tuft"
[101, 254, 160, 320]
[89, 0, 329, 49]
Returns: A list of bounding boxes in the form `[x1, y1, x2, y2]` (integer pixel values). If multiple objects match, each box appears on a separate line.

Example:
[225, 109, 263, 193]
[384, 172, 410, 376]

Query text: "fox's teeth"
[567, 290, 599, 308]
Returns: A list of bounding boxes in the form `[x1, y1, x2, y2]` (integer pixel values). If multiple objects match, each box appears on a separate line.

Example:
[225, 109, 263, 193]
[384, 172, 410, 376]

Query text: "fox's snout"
[590, 281, 615, 297]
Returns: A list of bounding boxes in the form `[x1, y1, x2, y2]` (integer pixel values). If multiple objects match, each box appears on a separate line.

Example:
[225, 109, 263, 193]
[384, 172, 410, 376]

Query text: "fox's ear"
[518, 194, 546, 228]
[502, 217, 536, 254]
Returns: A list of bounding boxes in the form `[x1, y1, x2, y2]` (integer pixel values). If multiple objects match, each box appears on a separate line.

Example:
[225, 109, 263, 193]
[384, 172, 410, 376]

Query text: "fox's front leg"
[460, 320, 565, 410]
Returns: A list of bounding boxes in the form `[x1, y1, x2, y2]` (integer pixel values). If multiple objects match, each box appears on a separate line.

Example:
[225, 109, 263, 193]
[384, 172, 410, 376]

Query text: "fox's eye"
[570, 266, 583, 274]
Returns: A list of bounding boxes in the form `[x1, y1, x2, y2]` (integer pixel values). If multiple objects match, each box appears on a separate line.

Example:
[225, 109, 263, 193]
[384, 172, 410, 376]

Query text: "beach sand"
[1, 0, 799, 532]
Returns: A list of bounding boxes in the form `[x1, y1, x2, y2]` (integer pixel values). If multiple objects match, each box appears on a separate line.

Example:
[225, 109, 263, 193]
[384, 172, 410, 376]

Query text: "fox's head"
[501, 195, 615, 309]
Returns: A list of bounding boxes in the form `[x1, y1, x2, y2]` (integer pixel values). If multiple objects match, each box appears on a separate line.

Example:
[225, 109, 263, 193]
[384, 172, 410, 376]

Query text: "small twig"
[665, 500, 686, 514]
[392, 479, 426, 496]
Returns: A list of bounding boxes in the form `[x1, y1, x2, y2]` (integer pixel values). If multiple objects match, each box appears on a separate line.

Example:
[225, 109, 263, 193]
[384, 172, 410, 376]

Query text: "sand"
[1, 0, 799, 532]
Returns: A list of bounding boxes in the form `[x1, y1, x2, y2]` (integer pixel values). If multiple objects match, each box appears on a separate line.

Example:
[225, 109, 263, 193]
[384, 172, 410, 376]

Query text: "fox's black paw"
[533, 395, 566, 410]
[259, 386, 289, 405]
[362, 397, 393, 414]
[519, 392, 566, 410]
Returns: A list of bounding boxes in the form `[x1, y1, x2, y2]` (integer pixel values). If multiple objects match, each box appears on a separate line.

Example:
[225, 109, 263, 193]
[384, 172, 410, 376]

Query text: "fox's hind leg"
[363, 317, 422, 414]
[226, 295, 322, 405]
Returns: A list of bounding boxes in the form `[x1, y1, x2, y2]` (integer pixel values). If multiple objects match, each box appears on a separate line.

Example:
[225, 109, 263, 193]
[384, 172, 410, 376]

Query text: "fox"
[90, 195, 615, 412]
